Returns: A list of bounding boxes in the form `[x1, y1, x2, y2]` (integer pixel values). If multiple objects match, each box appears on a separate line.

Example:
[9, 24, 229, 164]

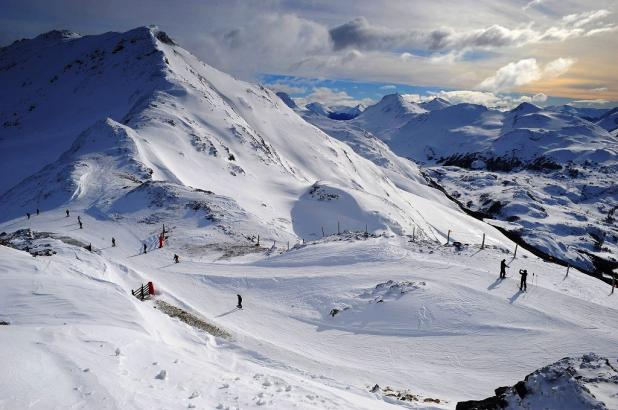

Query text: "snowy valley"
[1, 27, 617, 410]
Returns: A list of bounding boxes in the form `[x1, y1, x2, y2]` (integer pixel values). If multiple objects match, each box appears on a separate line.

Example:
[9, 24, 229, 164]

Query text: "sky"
[1, 0, 617, 109]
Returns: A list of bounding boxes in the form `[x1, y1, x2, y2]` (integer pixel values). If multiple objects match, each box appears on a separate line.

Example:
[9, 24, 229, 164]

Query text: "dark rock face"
[456, 353, 617, 410]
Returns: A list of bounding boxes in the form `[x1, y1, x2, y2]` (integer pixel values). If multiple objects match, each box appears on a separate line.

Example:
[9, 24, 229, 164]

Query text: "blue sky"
[260, 74, 575, 109]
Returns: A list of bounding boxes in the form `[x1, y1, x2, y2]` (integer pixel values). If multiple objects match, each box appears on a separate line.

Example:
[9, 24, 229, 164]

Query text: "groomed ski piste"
[2, 209, 618, 409]
[1, 26, 617, 409]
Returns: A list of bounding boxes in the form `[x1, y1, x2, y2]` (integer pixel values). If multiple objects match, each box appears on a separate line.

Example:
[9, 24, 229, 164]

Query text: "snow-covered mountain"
[0, 26, 505, 248]
[308, 94, 618, 275]
[546, 104, 609, 121]
[2, 28, 618, 410]
[296, 99, 365, 120]
[596, 107, 618, 133]
[352, 93, 428, 140]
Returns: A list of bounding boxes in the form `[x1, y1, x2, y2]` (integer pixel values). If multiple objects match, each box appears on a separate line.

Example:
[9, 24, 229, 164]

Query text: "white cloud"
[265, 82, 307, 95]
[543, 57, 576, 78]
[404, 90, 547, 110]
[562, 9, 610, 28]
[478, 58, 541, 91]
[523, 0, 544, 11]
[479, 58, 574, 91]
[569, 99, 616, 108]
[380, 85, 397, 90]
[295, 87, 375, 108]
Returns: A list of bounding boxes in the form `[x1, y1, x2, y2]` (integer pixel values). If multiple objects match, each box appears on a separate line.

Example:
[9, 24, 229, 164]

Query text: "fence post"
[257, 234, 260, 246]
[566, 265, 570, 277]
[365, 224, 368, 234]
[514, 244, 518, 258]
[446, 230, 451, 245]
[287, 241, 289, 250]
[412, 226, 416, 242]
[612, 276, 615, 295]
[273, 240, 276, 248]
[322, 226, 325, 237]
[481, 233, 485, 249]
[140, 284, 144, 301]
[337, 221, 340, 235]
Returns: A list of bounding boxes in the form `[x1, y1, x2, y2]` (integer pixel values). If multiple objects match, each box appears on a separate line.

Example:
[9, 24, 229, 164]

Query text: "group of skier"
[499, 259, 529, 292]
[24, 209, 247, 310]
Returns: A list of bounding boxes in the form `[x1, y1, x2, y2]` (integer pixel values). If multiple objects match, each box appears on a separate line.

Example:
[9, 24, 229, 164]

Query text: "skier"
[26, 212, 30, 220]
[518, 269, 528, 292]
[112, 237, 116, 247]
[236, 294, 243, 309]
[77, 216, 81, 224]
[79, 220, 83, 229]
[86, 243, 92, 252]
[159, 233, 164, 248]
[499, 259, 509, 279]
[143, 243, 147, 254]
[36, 208, 40, 216]
[173, 254, 179, 263]
[66, 209, 70, 217]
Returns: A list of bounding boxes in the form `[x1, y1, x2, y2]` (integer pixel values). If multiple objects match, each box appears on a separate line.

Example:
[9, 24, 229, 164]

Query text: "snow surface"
[308, 94, 618, 275]
[1, 27, 618, 409]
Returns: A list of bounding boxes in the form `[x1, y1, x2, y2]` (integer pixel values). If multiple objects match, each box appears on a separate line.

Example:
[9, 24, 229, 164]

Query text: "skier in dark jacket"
[79, 220, 83, 229]
[36, 208, 40, 216]
[143, 243, 147, 254]
[519, 269, 528, 291]
[500, 259, 509, 279]
[66, 209, 70, 217]
[173, 254, 179, 263]
[237, 294, 243, 309]
[27, 212, 30, 220]
[112, 237, 116, 247]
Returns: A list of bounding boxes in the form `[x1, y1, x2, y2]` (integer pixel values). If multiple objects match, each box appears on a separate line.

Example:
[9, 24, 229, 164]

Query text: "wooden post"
[257, 234, 260, 246]
[140, 284, 144, 301]
[412, 226, 415, 242]
[321, 226, 325, 237]
[287, 241, 289, 250]
[514, 244, 518, 258]
[365, 224, 368, 234]
[611, 276, 615, 295]
[566, 265, 570, 277]
[273, 240, 276, 248]
[481, 233, 485, 249]
[337, 221, 340, 235]
[446, 230, 451, 245]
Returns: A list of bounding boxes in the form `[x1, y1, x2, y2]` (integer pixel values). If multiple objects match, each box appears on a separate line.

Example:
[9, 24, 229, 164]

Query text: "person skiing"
[66, 209, 70, 217]
[143, 243, 147, 254]
[173, 254, 179, 263]
[500, 259, 509, 279]
[159, 233, 164, 248]
[36, 208, 40, 216]
[79, 220, 83, 229]
[236, 294, 243, 309]
[26, 212, 30, 220]
[112, 237, 116, 247]
[519, 269, 528, 291]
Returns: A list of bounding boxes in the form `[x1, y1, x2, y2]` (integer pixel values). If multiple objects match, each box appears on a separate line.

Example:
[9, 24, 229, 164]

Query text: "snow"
[2, 212, 617, 409]
[1, 27, 618, 409]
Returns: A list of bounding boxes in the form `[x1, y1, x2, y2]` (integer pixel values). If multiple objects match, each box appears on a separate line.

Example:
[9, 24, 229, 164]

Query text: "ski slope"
[1, 210, 617, 409]
[1, 26, 617, 409]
